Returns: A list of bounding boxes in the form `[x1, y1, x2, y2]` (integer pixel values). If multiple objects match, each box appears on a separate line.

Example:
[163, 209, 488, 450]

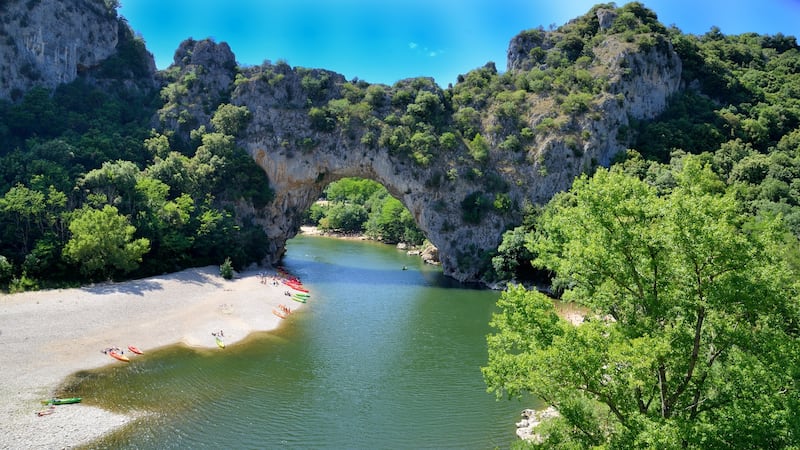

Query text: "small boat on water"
[42, 397, 82, 405]
[127, 345, 143, 355]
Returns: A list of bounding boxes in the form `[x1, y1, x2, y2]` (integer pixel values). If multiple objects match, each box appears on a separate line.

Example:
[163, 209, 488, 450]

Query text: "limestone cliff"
[213, 5, 681, 282]
[0, 0, 125, 100]
[1, 2, 682, 283]
[156, 38, 238, 138]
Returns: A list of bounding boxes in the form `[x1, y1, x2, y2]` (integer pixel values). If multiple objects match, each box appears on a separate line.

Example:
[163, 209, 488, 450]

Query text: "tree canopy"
[483, 161, 800, 448]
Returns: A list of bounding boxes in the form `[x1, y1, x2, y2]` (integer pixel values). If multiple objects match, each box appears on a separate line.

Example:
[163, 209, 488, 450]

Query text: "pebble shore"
[0, 266, 301, 449]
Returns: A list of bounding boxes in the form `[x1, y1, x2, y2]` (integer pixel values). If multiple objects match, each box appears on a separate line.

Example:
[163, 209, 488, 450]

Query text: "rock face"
[225, 25, 681, 281]
[516, 407, 560, 442]
[0, 0, 121, 100]
[156, 38, 238, 137]
[228, 26, 680, 281]
[1, 2, 682, 283]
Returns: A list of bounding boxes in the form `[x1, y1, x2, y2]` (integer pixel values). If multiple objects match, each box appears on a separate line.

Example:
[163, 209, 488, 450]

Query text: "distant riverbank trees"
[304, 177, 424, 245]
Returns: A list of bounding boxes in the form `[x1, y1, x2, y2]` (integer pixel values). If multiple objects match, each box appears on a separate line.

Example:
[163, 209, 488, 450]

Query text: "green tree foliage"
[210, 103, 251, 136]
[365, 196, 422, 244]
[468, 133, 489, 162]
[0, 76, 275, 289]
[80, 160, 140, 213]
[318, 203, 367, 233]
[62, 205, 150, 280]
[308, 178, 424, 245]
[219, 256, 234, 279]
[490, 226, 542, 282]
[324, 177, 383, 204]
[484, 163, 800, 447]
[0, 255, 13, 287]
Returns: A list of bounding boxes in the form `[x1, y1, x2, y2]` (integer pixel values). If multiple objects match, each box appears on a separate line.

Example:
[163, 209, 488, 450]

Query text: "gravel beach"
[0, 266, 302, 449]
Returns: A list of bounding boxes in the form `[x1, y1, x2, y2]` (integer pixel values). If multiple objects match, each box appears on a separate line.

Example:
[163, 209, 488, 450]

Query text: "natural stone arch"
[162, 17, 682, 282]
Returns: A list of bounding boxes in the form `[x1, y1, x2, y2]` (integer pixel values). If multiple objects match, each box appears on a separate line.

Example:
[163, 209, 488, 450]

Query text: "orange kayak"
[109, 351, 130, 362]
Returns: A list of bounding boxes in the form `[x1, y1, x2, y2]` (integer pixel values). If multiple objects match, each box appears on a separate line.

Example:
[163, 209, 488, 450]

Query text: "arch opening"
[301, 177, 428, 248]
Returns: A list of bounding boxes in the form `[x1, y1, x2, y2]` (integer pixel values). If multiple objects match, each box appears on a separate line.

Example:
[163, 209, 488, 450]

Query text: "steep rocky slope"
[218, 6, 681, 281]
[1, 2, 682, 282]
[0, 0, 122, 99]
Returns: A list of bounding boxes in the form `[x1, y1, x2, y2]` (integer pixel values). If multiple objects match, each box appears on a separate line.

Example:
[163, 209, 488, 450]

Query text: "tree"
[210, 103, 251, 136]
[62, 205, 150, 280]
[0, 184, 46, 254]
[483, 161, 800, 448]
[365, 196, 412, 244]
[80, 160, 140, 213]
[0, 255, 12, 287]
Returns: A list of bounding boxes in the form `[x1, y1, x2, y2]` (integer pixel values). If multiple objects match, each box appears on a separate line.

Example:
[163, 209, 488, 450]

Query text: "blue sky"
[119, 0, 800, 87]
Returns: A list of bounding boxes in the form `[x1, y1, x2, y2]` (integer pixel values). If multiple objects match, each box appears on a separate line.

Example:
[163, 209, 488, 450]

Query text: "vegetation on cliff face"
[0, 0, 797, 296]
[493, 15, 800, 283]
[484, 6, 800, 449]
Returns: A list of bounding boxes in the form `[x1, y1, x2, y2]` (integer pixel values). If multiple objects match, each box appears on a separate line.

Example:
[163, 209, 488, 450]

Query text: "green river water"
[65, 235, 535, 449]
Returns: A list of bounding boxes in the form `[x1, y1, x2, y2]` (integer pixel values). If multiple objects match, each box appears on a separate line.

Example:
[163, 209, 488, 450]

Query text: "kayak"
[109, 351, 129, 362]
[215, 336, 225, 349]
[286, 283, 309, 293]
[291, 294, 307, 303]
[127, 345, 143, 355]
[272, 308, 288, 319]
[37, 406, 56, 416]
[42, 397, 82, 405]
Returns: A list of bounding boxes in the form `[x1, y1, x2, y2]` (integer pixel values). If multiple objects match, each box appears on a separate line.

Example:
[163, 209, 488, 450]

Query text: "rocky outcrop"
[0, 0, 122, 100]
[0, 2, 682, 283]
[229, 18, 680, 281]
[156, 38, 239, 136]
[516, 407, 560, 442]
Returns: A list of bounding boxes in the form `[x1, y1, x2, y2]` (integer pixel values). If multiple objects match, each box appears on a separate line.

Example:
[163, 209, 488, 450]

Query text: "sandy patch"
[0, 266, 303, 449]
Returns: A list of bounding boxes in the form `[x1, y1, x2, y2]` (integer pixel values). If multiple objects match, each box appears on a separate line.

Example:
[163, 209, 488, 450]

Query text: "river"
[68, 235, 533, 449]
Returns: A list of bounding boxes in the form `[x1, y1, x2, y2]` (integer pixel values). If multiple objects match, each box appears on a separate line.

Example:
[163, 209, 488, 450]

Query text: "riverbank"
[0, 265, 302, 449]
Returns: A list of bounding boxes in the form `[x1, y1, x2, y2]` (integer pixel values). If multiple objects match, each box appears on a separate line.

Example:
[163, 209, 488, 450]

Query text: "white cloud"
[409, 42, 444, 57]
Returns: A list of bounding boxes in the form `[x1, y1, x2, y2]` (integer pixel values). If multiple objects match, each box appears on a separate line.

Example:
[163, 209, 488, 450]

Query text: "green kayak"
[291, 294, 307, 303]
[43, 397, 82, 405]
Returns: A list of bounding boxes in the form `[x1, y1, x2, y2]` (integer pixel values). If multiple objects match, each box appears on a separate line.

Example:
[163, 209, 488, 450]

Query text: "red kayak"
[282, 280, 309, 293]
[128, 345, 143, 355]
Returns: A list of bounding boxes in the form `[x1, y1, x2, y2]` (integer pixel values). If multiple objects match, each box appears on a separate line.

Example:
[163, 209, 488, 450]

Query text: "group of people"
[259, 272, 282, 286]
[101, 346, 123, 355]
[211, 330, 224, 337]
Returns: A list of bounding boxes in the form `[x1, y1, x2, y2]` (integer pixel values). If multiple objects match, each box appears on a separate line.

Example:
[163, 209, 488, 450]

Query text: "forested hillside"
[483, 9, 800, 448]
[492, 17, 800, 283]
[1, 2, 799, 295]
